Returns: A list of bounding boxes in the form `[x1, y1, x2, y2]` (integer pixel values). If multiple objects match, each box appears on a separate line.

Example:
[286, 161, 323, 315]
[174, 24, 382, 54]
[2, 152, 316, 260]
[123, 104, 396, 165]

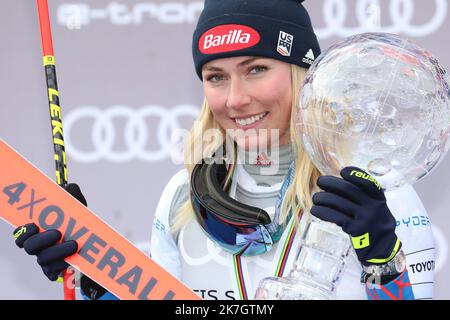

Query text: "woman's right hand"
[13, 223, 112, 299]
[13, 222, 78, 281]
[12, 183, 86, 281]
[13, 183, 114, 299]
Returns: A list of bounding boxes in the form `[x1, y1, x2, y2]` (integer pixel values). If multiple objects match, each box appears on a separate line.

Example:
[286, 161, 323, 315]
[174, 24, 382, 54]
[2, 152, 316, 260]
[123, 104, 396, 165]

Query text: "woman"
[13, 0, 434, 300]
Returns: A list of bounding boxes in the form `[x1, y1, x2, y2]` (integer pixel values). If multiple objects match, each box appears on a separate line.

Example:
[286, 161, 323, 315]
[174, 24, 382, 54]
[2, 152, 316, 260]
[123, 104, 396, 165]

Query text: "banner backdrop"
[0, 0, 449, 299]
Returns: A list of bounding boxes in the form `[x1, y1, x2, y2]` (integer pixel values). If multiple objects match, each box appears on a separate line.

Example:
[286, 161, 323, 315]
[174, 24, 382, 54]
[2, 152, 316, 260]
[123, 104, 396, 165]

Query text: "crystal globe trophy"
[255, 32, 450, 300]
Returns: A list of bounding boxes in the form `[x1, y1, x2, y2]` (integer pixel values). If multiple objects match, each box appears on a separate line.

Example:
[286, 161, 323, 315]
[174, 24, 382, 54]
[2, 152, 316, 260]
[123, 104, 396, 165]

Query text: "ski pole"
[36, 0, 75, 300]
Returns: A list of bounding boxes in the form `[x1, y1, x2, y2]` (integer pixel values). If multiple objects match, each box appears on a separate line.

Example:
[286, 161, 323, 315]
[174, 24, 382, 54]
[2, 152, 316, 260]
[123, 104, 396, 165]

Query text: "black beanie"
[192, 0, 321, 80]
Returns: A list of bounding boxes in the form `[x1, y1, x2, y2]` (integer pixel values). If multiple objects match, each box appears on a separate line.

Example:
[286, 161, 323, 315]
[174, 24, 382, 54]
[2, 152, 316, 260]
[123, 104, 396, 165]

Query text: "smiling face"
[202, 56, 292, 150]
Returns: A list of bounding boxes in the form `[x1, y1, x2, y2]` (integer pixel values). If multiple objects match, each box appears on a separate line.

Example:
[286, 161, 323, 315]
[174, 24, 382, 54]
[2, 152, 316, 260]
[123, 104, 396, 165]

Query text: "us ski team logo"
[302, 49, 315, 65]
[277, 31, 293, 57]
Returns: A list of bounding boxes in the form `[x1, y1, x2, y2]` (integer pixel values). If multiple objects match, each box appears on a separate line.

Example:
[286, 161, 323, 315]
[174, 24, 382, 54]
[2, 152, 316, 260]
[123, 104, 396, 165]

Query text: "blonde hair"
[171, 64, 321, 233]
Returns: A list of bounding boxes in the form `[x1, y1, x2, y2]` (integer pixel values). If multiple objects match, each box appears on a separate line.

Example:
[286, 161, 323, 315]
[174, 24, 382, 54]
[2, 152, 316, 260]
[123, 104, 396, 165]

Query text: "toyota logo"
[64, 105, 199, 163]
[315, 0, 447, 38]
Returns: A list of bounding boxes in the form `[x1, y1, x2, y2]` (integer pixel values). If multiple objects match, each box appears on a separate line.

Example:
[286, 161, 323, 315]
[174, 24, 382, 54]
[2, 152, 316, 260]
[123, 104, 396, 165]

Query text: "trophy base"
[254, 276, 334, 300]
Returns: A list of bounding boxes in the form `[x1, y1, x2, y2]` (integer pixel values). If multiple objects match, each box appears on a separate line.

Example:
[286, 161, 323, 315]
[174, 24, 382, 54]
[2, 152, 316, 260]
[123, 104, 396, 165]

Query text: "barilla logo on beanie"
[199, 24, 260, 54]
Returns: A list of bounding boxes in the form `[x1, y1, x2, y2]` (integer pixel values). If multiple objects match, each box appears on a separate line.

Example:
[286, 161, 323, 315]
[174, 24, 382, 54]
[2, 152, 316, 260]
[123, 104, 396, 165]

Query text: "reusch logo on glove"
[199, 24, 260, 54]
[350, 170, 382, 190]
[13, 225, 26, 240]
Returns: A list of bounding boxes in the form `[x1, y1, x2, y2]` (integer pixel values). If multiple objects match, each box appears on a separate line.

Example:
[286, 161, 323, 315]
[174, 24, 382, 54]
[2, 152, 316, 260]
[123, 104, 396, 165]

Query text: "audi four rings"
[64, 105, 200, 162]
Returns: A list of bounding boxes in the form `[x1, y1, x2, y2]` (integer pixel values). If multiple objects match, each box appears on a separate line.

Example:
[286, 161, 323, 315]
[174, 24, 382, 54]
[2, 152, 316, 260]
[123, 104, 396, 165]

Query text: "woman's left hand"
[311, 166, 401, 267]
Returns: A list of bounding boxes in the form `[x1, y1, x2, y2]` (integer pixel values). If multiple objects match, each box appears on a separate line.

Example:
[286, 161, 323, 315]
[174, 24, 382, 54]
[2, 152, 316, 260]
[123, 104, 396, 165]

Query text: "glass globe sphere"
[298, 32, 450, 190]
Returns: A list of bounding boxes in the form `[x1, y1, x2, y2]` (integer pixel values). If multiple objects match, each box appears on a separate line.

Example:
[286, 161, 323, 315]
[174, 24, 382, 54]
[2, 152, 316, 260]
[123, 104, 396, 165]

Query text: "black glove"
[13, 223, 77, 281]
[12, 183, 86, 280]
[13, 183, 107, 299]
[14, 183, 108, 298]
[311, 166, 401, 266]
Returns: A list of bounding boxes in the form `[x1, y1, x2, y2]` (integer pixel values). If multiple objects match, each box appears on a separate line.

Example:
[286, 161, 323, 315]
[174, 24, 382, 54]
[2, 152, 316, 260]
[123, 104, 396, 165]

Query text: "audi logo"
[314, 0, 447, 38]
[64, 105, 199, 163]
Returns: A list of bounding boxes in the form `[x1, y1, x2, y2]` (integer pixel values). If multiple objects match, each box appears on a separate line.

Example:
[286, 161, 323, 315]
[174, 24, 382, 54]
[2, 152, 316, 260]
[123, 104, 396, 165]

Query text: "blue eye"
[249, 65, 268, 74]
[206, 74, 225, 82]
